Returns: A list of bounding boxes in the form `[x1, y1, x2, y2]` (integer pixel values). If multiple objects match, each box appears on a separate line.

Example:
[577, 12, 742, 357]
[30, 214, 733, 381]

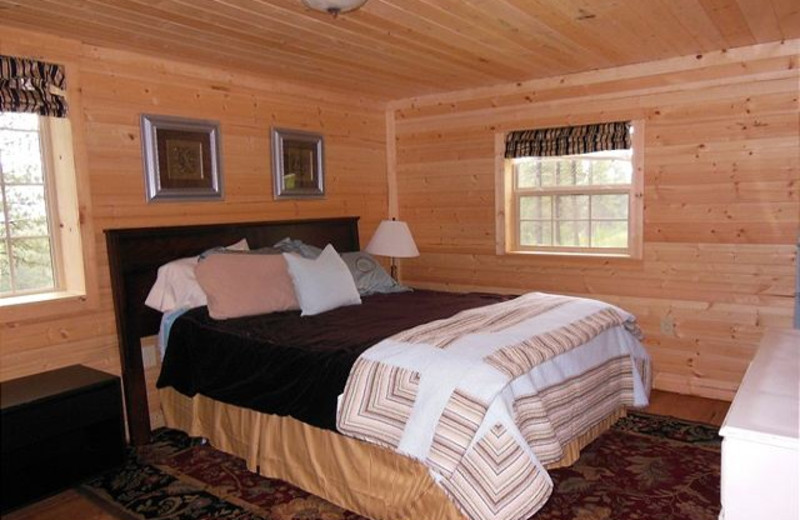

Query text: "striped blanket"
[337, 292, 650, 520]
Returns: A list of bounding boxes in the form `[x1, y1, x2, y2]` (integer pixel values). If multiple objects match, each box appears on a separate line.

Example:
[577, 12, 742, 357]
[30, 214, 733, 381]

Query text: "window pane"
[516, 161, 537, 188]
[6, 186, 49, 236]
[520, 221, 552, 246]
[10, 237, 54, 292]
[0, 244, 10, 294]
[0, 128, 43, 184]
[591, 194, 629, 220]
[0, 112, 39, 131]
[556, 161, 573, 186]
[516, 161, 558, 188]
[575, 159, 593, 184]
[555, 195, 589, 219]
[555, 221, 589, 247]
[0, 196, 6, 239]
[592, 221, 628, 248]
[520, 196, 551, 220]
[590, 157, 632, 185]
[555, 159, 590, 186]
[538, 161, 557, 187]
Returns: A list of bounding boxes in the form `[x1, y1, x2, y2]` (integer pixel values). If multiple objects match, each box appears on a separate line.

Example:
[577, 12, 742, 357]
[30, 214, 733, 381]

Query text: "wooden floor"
[5, 390, 730, 520]
[3, 489, 113, 520]
[643, 388, 730, 427]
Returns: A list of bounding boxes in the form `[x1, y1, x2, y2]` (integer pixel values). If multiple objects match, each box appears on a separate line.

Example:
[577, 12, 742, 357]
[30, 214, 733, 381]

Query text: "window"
[0, 112, 59, 297]
[0, 54, 87, 310]
[502, 121, 643, 257]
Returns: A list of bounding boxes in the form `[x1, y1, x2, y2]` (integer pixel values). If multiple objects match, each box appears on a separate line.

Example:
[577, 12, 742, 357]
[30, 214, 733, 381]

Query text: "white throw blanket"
[337, 292, 650, 520]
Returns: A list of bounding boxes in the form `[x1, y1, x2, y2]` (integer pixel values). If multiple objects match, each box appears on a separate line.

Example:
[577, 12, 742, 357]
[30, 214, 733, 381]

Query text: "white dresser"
[719, 328, 800, 520]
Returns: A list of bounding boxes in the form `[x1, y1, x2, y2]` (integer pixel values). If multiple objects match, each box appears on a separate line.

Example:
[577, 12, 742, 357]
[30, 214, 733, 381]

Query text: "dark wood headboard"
[105, 216, 360, 445]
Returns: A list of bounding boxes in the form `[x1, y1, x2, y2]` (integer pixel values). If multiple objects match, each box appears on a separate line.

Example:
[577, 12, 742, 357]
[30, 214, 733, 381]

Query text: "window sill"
[0, 290, 92, 323]
[504, 249, 643, 262]
[506, 249, 633, 257]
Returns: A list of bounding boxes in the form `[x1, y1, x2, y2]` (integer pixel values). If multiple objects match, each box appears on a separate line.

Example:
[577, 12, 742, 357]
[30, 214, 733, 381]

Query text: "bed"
[106, 216, 650, 520]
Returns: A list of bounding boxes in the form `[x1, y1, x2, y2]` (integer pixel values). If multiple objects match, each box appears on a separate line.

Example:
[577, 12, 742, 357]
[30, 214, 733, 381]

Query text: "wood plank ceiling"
[0, 0, 797, 100]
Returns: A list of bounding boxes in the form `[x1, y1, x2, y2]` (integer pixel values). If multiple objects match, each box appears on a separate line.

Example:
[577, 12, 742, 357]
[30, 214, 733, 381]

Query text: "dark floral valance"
[0, 55, 68, 118]
[505, 121, 630, 158]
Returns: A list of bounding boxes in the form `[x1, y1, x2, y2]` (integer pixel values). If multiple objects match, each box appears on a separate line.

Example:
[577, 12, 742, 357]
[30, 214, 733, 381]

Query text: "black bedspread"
[157, 290, 509, 431]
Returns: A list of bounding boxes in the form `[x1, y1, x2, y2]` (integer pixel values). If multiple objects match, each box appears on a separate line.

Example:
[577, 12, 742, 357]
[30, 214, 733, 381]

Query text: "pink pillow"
[195, 254, 299, 319]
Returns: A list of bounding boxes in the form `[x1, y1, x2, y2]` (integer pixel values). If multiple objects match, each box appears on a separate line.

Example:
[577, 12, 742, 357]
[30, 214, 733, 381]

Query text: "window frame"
[498, 120, 644, 259]
[0, 57, 97, 322]
[0, 116, 90, 312]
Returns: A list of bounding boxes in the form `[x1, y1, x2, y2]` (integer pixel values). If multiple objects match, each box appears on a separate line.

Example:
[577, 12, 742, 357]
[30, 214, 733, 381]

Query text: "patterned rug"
[81, 412, 721, 520]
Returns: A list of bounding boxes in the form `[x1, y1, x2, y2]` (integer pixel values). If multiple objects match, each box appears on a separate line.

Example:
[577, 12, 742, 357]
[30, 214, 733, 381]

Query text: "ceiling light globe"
[302, 0, 368, 15]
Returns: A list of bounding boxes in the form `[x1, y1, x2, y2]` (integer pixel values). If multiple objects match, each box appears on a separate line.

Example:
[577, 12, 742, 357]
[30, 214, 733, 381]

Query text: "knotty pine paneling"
[1, 1, 797, 99]
[0, 27, 388, 429]
[392, 40, 799, 401]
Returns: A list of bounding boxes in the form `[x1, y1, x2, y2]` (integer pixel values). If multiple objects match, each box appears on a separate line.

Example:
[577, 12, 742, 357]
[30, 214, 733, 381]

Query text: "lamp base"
[389, 258, 398, 281]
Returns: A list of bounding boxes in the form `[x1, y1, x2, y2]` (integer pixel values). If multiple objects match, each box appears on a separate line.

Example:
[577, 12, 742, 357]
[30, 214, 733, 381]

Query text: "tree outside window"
[0, 112, 57, 297]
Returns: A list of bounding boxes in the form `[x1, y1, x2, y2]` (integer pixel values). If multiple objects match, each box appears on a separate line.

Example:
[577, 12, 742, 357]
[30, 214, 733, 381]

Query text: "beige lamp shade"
[365, 220, 419, 258]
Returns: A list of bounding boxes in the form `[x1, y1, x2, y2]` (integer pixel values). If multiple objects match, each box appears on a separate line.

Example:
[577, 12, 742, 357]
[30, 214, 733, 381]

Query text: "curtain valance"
[0, 55, 68, 118]
[505, 121, 630, 158]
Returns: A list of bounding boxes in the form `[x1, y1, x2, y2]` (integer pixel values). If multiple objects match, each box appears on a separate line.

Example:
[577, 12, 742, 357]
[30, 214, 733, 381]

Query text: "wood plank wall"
[0, 27, 388, 426]
[392, 40, 799, 401]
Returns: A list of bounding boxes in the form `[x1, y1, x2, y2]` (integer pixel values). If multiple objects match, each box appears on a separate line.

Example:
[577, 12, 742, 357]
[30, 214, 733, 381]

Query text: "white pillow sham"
[283, 244, 362, 316]
[145, 238, 249, 312]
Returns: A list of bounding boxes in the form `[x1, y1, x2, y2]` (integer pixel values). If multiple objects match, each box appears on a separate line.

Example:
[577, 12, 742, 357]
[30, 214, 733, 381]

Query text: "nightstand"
[1, 365, 126, 513]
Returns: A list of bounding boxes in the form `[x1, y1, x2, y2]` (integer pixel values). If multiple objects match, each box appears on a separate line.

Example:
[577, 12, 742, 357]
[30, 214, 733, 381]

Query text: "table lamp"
[365, 219, 419, 280]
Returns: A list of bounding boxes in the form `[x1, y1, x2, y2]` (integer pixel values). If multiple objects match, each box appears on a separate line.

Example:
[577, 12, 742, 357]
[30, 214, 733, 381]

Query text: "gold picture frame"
[141, 114, 223, 202]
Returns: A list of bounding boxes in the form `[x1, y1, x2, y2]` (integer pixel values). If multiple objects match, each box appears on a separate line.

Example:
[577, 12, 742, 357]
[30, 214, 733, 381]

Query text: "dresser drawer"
[2, 383, 122, 452]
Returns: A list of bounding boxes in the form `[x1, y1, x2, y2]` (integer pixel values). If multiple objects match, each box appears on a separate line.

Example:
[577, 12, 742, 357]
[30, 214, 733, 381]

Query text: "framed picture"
[271, 127, 325, 199]
[141, 114, 223, 202]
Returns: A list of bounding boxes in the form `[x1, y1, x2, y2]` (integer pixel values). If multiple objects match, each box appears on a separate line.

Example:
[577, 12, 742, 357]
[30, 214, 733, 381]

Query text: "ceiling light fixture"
[302, 0, 367, 17]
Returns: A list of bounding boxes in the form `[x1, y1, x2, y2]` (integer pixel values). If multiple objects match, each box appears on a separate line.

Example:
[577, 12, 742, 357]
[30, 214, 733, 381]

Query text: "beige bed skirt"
[160, 387, 626, 520]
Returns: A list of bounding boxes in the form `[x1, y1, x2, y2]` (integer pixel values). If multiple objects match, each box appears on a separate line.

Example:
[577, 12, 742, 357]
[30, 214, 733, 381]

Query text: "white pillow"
[283, 244, 362, 316]
[145, 238, 249, 312]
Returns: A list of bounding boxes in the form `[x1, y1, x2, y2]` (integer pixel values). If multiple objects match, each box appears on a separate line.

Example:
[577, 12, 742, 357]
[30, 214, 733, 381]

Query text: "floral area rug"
[537, 412, 721, 520]
[81, 411, 721, 520]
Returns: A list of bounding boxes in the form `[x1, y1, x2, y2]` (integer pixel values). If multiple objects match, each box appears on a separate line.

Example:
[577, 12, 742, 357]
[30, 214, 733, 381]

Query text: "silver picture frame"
[271, 127, 325, 199]
[141, 114, 223, 202]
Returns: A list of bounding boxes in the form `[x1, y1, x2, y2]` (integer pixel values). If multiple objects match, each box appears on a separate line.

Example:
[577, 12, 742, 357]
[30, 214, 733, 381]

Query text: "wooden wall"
[0, 27, 388, 425]
[392, 40, 799, 401]
[0, 23, 796, 431]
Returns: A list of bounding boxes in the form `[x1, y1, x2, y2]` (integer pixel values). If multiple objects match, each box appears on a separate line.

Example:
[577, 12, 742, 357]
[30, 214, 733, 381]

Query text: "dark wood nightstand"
[0, 365, 126, 513]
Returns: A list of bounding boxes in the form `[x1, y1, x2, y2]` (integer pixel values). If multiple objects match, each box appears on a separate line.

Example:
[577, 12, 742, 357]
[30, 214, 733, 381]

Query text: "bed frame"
[105, 216, 361, 445]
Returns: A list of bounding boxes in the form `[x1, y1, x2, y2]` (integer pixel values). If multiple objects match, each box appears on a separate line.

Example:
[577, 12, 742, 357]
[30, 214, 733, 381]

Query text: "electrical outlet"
[660, 315, 675, 336]
[141, 344, 157, 369]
